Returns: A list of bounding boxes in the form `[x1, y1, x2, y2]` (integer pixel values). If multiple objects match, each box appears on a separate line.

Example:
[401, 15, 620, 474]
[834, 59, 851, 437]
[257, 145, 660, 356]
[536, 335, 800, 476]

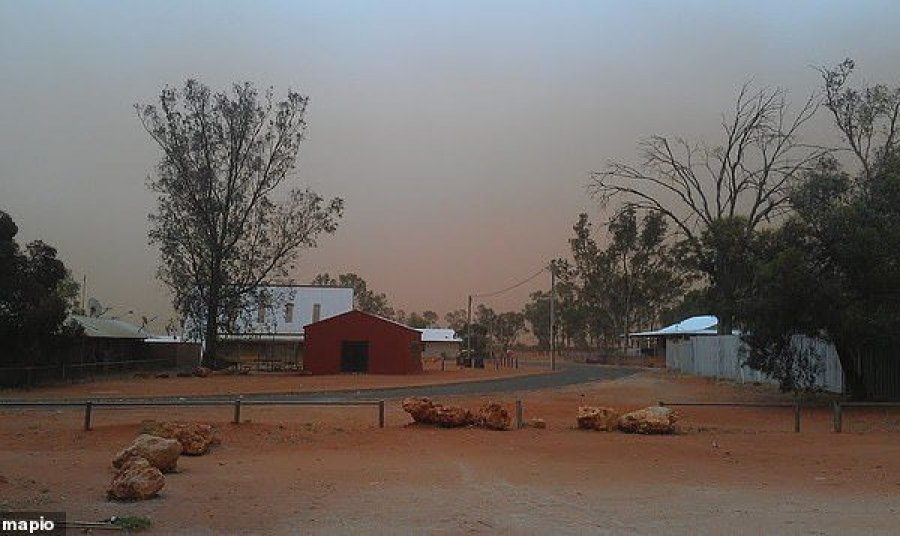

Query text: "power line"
[472, 266, 547, 299]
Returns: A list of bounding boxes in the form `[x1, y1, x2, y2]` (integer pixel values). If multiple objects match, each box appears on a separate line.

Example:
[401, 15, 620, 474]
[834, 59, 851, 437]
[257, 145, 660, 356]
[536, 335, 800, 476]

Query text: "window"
[257, 303, 266, 324]
[312, 303, 321, 323]
[285, 303, 294, 324]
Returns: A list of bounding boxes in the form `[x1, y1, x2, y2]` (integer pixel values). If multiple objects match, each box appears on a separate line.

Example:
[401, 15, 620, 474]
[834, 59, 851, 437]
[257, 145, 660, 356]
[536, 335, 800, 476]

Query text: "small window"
[285, 303, 294, 324]
[312, 303, 321, 323]
[257, 303, 266, 324]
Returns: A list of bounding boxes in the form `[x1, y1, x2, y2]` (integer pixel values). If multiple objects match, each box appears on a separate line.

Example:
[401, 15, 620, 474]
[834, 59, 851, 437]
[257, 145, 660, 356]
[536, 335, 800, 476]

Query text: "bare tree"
[138, 80, 344, 366]
[589, 84, 827, 331]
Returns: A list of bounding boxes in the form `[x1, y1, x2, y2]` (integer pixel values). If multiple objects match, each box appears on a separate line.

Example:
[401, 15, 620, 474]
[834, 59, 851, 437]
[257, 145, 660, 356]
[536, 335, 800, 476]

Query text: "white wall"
[666, 334, 844, 393]
[248, 286, 353, 334]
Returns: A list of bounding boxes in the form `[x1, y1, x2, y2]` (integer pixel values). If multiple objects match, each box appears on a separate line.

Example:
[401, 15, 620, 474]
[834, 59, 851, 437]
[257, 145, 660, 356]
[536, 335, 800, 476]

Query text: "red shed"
[303, 310, 423, 375]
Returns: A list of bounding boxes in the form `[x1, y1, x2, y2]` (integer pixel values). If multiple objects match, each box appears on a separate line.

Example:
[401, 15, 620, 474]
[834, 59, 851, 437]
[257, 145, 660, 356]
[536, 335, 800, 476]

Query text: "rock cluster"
[107, 457, 165, 501]
[113, 434, 182, 473]
[401, 398, 511, 430]
[576, 406, 619, 431]
[617, 406, 678, 435]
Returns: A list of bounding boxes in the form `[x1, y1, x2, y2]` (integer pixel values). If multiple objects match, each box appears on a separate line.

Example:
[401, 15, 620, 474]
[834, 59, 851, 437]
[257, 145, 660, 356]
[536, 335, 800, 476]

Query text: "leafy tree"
[493, 311, 526, 352]
[590, 84, 825, 332]
[741, 60, 900, 397]
[421, 310, 439, 327]
[444, 309, 468, 333]
[523, 291, 551, 350]
[138, 80, 343, 366]
[405, 312, 427, 328]
[0, 210, 82, 367]
[567, 209, 688, 348]
[311, 272, 395, 318]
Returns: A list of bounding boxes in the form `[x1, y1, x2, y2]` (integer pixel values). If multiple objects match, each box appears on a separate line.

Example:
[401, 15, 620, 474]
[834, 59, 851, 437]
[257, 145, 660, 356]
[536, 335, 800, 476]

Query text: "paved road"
[1, 364, 640, 404]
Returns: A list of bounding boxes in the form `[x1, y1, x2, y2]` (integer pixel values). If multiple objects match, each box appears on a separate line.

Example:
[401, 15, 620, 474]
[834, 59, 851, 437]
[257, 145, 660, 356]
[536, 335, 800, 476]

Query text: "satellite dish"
[87, 297, 110, 318]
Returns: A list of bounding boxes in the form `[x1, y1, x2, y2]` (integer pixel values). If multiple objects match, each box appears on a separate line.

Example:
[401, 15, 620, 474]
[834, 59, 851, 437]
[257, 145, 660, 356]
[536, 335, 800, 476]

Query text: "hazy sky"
[2, 0, 899, 329]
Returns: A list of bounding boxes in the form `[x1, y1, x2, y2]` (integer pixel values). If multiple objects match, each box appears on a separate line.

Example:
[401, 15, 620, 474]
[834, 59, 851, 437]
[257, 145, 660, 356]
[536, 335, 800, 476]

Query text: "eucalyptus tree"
[138, 80, 343, 366]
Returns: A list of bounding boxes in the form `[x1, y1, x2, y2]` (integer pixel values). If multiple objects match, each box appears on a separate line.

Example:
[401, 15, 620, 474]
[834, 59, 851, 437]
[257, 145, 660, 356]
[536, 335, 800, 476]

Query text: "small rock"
[107, 457, 165, 501]
[617, 406, 678, 435]
[193, 366, 211, 378]
[155, 373, 170, 379]
[528, 418, 547, 429]
[140, 421, 219, 456]
[113, 434, 182, 472]
[476, 402, 510, 431]
[576, 406, 619, 431]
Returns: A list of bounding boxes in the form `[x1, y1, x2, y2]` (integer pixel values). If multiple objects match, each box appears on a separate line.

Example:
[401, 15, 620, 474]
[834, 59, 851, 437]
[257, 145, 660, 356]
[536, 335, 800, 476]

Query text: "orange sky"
[2, 0, 899, 329]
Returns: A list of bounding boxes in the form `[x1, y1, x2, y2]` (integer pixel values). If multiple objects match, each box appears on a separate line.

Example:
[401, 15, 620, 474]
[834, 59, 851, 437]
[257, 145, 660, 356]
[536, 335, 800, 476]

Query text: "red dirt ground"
[1, 369, 899, 534]
[3, 359, 542, 400]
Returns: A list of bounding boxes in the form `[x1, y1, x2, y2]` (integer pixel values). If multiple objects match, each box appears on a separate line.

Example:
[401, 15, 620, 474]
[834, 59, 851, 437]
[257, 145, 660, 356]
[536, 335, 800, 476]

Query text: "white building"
[220, 285, 353, 367]
[417, 328, 463, 360]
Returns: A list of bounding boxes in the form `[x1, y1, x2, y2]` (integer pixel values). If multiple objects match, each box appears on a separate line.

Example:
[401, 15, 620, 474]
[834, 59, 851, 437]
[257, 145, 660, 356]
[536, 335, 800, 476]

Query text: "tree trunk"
[203, 281, 222, 369]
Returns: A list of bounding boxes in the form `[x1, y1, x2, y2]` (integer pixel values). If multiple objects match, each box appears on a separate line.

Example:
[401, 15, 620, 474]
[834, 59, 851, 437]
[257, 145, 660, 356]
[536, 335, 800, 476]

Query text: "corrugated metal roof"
[69, 315, 150, 339]
[417, 328, 463, 343]
[630, 315, 720, 337]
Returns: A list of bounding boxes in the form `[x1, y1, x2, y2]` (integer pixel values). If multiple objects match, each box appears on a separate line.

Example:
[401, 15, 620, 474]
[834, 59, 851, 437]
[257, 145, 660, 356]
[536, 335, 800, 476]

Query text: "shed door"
[340, 341, 369, 373]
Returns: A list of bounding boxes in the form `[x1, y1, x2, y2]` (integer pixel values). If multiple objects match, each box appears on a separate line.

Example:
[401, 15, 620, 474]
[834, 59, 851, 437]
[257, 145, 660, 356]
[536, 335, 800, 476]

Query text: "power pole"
[549, 263, 556, 371]
[467, 294, 473, 368]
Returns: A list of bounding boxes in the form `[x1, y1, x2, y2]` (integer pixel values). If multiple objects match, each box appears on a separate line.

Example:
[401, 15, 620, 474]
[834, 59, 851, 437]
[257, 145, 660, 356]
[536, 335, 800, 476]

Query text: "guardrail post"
[515, 399, 523, 429]
[793, 400, 801, 433]
[84, 401, 93, 431]
[378, 400, 385, 428]
[233, 398, 242, 424]
[833, 401, 842, 433]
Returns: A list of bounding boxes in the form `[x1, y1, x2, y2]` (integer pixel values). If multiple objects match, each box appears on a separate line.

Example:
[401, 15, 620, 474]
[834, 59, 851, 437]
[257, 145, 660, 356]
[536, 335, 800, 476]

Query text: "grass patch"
[112, 516, 153, 531]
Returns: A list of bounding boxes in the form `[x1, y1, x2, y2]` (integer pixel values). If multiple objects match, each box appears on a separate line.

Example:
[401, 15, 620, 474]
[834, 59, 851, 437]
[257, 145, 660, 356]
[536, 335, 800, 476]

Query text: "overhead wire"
[472, 266, 548, 299]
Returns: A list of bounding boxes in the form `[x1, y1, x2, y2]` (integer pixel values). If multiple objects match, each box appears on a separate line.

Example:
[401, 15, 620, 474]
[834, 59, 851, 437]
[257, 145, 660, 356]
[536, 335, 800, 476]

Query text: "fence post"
[833, 401, 842, 433]
[793, 400, 801, 433]
[233, 398, 242, 424]
[515, 399, 523, 429]
[84, 401, 93, 431]
[378, 400, 385, 428]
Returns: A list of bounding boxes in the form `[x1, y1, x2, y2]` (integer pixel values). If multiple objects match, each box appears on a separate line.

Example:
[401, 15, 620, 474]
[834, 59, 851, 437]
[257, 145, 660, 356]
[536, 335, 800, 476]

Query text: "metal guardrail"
[0, 398, 386, 430]
[831, 401, 900, 433]
[658, 400, 803, 432]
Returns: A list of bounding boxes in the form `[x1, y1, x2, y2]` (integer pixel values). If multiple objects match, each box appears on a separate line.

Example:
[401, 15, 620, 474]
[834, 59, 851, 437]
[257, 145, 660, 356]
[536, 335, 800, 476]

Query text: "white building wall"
[422, 341, 461, 359]
[248, 286, 353, 334]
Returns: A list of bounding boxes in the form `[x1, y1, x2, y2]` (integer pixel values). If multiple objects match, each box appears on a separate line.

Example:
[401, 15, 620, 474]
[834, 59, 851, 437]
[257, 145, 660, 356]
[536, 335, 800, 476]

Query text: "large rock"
[576, 406, 619, 431]
[476, 402, 510, 431]
[432, 405, 474, 428]
[617, 406, 678, 434]
[402, 397, 439, 424]
[107, 457, 165, 501]
[140, 421, 219, 456]
[113, 434, 182, 473]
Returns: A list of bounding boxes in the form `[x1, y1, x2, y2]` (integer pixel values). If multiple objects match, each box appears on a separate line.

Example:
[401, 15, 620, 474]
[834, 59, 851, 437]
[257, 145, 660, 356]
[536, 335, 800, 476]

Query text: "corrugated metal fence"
[666, 335, 844, 393]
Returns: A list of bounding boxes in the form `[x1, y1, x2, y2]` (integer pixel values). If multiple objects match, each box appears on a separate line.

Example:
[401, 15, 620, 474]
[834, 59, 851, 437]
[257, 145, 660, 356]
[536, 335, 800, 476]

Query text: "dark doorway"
[340, 341, 369, 373]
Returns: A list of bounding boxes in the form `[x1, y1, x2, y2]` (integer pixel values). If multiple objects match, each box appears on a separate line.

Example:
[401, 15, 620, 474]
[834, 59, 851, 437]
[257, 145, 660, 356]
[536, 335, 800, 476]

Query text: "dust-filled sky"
[1, 0, 899, 329]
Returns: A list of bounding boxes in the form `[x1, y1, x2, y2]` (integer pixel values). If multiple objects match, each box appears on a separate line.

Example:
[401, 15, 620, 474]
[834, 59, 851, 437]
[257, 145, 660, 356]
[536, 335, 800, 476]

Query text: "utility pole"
[549, 262, 556, 371]
[467, 294, 473, 368]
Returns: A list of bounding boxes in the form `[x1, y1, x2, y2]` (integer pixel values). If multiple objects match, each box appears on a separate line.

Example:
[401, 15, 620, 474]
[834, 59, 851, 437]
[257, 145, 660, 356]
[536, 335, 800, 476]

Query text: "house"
[303, 310, 423, 375]
[417, 328, 462, 360]
[218, 285, 353, 368]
